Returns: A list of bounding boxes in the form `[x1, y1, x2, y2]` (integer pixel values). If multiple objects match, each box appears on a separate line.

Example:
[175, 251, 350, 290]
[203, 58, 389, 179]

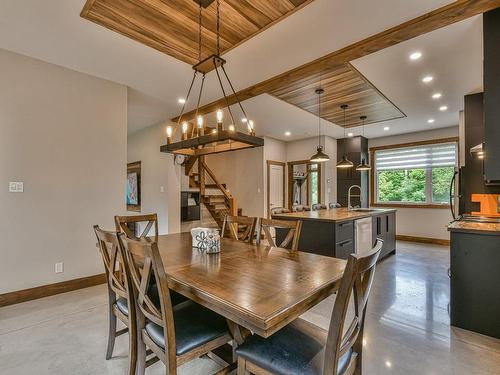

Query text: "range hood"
[483, 9, 500, 185]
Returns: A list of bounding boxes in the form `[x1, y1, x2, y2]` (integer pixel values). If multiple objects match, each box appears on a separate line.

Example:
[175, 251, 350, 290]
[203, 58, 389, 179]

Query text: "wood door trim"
[0, 273, 106, 307]
[369, 137, 459, 206]
[267, 160, 286, 217]
[172, 1, 500, 122]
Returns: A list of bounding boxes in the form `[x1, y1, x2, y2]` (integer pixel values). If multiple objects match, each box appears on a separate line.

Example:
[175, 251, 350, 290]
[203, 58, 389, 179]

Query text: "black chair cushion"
[235, 318, 353, 375]
[115, 297, 128, 316]
[148, 284, 188, 307]
[115, 286, 188, 317]
[145, 301, 228, 356]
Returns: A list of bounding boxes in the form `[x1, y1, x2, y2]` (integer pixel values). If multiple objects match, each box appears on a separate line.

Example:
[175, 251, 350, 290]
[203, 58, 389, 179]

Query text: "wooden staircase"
[184, 155, 239, 227]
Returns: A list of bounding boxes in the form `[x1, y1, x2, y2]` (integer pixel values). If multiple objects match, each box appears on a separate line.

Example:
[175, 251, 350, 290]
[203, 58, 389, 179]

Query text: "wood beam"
[172, 0, 500, 123]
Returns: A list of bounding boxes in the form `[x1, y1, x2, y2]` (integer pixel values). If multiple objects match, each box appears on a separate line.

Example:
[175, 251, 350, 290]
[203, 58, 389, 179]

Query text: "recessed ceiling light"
[241, 118, 248, 123]
[285, 131, 291, 136]
[409, 52, 422, 60]
[347, 132, 354, 137]
[385, 361, 392, 369]
[178, 98, 186, 104]
[383, 126, 390, 131]
[428, 118, 435, 123]
[439, 105, 448, 111]
[432, 93, 442, 99]
[422, 76, 433, 83]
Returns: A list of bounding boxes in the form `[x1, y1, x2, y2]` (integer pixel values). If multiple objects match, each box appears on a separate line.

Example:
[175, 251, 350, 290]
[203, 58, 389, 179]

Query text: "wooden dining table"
[156, 232, 346, 342]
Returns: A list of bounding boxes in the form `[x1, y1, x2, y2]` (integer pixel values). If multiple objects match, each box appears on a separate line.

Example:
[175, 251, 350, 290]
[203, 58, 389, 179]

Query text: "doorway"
[287, 160, 322, 209]
[267, 160, 285, 217]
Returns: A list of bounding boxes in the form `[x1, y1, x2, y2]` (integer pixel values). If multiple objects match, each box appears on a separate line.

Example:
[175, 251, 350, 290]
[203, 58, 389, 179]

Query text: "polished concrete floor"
[1, 241, 500, 374]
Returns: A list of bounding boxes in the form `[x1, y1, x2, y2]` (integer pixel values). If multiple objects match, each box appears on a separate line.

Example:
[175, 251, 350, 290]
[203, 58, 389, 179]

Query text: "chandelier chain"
[198, 4, 202, 62]
[216, 0, 221, 55]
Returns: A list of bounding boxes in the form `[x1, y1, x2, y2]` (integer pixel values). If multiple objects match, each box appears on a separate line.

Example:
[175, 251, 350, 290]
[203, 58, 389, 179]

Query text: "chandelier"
[160, 0, 263, 157]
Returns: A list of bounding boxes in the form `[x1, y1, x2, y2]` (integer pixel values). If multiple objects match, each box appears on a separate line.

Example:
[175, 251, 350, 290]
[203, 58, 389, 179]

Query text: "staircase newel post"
[229, 197, 238, 216]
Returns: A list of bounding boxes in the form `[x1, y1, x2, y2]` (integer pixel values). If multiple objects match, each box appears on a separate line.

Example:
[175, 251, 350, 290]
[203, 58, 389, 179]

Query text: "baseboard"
[396, 235, 450, 246]
[0, 273, 106, 308]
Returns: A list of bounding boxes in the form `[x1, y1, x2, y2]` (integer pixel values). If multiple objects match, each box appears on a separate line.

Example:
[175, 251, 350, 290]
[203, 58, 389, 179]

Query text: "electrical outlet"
[55, 262, 64, 274]
[160, 186, 165, 193]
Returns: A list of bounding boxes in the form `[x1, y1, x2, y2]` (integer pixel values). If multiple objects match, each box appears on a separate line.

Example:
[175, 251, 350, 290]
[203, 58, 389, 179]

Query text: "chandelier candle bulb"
[182, 121, 189, 140]
[228, 124, 235, 132]
[248, 120, 255, 135]
[197, 115, 204, 136]
[216, 109, 224, 131]
[166, 126, 173, 144]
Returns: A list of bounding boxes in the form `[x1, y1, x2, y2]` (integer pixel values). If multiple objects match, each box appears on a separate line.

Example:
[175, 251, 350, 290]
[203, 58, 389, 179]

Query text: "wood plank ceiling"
[269, 63, 405, 128]
[81, 0, 313, 66]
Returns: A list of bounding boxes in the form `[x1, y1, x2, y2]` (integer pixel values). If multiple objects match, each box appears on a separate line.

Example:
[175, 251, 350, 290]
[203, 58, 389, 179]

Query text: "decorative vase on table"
[191, 228, 221, 254]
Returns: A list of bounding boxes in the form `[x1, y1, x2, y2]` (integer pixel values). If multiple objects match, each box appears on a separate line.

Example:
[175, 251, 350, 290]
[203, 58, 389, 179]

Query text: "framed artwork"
[127, 161, 141, 212]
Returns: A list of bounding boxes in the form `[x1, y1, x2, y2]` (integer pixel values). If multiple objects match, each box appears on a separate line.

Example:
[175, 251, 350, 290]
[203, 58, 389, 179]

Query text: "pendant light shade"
[336, 104, 354, 169]
[356, 115, 372, 171]
[310, 145, 330, 163]
[337, 154, 354, 168]
[310, 88, 330, 163]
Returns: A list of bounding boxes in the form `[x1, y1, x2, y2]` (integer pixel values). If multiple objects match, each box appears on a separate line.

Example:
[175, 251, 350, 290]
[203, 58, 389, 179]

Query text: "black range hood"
[483, 8, 500, 185]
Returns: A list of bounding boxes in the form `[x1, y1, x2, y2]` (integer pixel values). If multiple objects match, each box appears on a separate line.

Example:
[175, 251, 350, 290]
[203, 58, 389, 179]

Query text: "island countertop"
[448, 220, 500, 235]
[272, 207, 397, 223]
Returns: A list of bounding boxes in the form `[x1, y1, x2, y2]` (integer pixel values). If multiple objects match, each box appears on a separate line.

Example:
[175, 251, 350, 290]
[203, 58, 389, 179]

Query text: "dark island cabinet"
[372, 211, 396, 259]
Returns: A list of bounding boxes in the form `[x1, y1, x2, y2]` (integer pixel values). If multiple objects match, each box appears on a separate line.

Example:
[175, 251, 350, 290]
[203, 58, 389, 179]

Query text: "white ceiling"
[0, 0, 481, 140]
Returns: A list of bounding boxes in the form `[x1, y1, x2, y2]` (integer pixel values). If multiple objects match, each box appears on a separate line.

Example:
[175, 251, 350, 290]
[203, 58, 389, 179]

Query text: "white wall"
[127, 122, 181, 235]
[369, 126, 459, 240]
[0, 49, 127, 293]
[205, 147, 265, 217]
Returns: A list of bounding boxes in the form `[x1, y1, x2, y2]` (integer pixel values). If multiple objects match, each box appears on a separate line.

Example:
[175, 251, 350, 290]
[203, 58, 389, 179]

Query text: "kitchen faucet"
[348, 185, 361, 210]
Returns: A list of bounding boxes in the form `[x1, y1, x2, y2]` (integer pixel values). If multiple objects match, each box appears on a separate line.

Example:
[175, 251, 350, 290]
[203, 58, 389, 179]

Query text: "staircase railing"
[199, 157, 238, 216]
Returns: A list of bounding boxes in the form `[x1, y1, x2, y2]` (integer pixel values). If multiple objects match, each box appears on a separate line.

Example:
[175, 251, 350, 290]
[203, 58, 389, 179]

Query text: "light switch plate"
[55, 262, 64, 274]
[9, 182, 24, 193]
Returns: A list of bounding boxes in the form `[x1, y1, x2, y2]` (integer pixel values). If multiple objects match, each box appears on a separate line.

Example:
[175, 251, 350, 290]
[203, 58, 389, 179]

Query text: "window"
[373, 142, 457, 206]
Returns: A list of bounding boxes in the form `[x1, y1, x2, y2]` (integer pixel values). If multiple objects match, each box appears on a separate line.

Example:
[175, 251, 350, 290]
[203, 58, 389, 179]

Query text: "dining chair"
[256, 218, 302, 251]
[93, 226, 137, 375]
[221, 215, 258, 243]
[116, 213, 188, 306]
[115, 214, 159, 242]
[235, 239, 384, 375]
[270, 207, 291, 215]
[118, 234, 232, 375]
[312, 203, 328, 210]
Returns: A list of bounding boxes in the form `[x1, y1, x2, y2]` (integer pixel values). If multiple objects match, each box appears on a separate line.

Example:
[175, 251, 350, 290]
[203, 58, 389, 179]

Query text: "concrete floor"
[1, 241, 500, 374]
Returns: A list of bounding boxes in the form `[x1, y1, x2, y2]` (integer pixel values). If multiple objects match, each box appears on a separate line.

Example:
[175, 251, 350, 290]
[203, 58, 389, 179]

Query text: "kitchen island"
[272, 208, 396, 260]
[448, 220, 500, 339]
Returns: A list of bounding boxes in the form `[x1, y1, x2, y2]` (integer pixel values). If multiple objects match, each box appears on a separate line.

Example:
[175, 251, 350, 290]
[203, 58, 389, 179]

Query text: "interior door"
[268, 163, 284, 216]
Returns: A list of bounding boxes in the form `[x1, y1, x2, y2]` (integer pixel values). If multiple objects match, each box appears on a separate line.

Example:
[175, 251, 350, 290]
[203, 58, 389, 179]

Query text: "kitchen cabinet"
[372, 211, 396, 259]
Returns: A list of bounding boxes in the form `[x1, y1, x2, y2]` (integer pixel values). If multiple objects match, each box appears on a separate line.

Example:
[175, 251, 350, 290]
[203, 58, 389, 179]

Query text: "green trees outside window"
[377, 166, 454, 204]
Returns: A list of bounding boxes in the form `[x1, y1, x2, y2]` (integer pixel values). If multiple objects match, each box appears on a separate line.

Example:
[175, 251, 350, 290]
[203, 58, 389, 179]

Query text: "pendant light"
[336, 104, 354, 169]
[310, 88, 330, 163]
[356, 115, 371, 171]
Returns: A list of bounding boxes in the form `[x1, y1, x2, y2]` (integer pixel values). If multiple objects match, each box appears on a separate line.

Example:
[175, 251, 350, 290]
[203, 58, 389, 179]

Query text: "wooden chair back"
[115, 214, 159, 241]
[312, 203, 327, 210]
[94, 225, 130, 301]
[221, 215, 258, 243]
[323, 239, 383, 374]
[256, 218, 302, 251]
[118, 234, 177, 366]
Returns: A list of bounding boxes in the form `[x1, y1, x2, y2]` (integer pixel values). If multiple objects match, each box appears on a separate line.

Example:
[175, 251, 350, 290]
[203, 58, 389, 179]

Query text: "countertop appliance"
[355, 217, 372, 255]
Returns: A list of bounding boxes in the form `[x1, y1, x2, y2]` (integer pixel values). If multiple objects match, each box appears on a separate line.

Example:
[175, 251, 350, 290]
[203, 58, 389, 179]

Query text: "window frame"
[369, 137, 459, 209]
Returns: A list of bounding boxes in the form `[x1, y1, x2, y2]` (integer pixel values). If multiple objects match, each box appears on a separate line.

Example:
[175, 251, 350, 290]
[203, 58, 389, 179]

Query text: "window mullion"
[426, 167, 432, 204]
